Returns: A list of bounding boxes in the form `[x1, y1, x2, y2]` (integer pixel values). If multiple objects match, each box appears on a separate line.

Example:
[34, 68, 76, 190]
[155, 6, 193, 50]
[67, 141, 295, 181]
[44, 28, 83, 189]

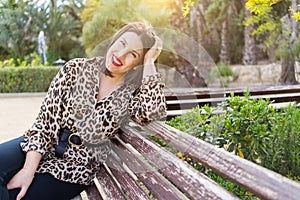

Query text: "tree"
[242, 0, 257, 65]
[81, 0, 173, 56]
[0, 0, 35, 63]
[182, 0, 247, 65]
[41, 0, 85, 63]
[205, 0, 242, 65]
[0, 0, 85, 64]
[178, 0, 246, 86]
[278, 0, 299, 84]
[246, 0, 299, 84]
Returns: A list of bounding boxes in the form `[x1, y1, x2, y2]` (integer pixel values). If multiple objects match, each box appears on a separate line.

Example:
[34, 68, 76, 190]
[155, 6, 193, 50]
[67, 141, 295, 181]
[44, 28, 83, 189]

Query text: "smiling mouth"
[112, 54, 123, 67]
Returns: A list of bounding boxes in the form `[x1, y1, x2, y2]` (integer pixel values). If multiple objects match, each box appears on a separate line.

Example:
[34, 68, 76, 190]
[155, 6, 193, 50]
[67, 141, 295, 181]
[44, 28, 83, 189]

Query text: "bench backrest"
[165, 85, 300, 119]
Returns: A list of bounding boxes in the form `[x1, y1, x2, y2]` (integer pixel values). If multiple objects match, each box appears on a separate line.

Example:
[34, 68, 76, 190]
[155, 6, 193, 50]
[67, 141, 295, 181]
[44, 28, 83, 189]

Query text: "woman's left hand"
[144, 36, 163, 65]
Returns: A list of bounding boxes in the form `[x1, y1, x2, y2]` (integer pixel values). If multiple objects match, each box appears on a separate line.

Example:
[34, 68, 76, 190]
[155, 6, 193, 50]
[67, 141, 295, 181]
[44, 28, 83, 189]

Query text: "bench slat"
[166, 92, 300, 110]
[120, 125, 239, 200]
[165, 85, 300, 112]
[111, 137, 190, 200]
[94, 164, 126, 200]
[145, 121, 300, 200]
[106, 153, 152, 200]
[84, 184, 103, 200]
[165, 85, 300, 99]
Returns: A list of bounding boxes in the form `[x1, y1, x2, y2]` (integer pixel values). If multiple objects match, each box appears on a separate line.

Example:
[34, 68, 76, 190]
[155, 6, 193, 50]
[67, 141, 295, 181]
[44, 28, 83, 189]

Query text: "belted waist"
[55, 128, 82, 158]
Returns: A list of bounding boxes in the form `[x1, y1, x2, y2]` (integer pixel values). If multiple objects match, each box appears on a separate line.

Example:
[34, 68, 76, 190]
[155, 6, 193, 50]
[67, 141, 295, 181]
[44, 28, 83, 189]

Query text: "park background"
[0, 0, 300, 199]
[0, 0, 300, 89]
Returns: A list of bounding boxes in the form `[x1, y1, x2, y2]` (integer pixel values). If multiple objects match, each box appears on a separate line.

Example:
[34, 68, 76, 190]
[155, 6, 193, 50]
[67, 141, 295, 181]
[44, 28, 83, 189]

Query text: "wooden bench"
[75, 85, 300, 200]
[78, 121, 300, 200]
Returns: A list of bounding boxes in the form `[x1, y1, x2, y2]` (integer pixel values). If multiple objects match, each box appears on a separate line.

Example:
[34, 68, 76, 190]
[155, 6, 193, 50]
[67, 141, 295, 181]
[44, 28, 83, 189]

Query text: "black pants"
[0, 137, 88, 200]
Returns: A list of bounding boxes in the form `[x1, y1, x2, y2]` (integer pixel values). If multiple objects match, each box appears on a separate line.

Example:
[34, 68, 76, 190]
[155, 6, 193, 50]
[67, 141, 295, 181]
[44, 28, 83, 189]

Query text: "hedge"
[0, 66, 60, 93]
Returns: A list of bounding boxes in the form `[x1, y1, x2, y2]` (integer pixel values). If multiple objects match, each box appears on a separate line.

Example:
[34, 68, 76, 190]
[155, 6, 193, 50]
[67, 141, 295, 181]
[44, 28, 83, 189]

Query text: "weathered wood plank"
[165, 85, 300, 120]
[145, 121, 300, 200]
[119, 125, 239, 200]
[84, 184, 102, 200]
[106, 153, 152, 200]
[95, 164, 126, 200]
[165, 85, 300, 105]
[111, 137, 190, 200]
[165, 85, 300, 99]
[166, 92, 300, 110]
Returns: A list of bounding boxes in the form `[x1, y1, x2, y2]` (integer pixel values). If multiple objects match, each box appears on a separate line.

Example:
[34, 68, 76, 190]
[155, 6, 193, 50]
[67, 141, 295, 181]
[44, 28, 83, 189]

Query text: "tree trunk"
[242, 7, 257, 65]
[280, 56, 297, 84]
[51, 0, 56, 8]
[279, 0, 298, 85]
[170, 2, 208, 87]
[190, 2, 205, 68]
[268, 45, 276, 62]
[220, 17, 230, 65]
[170, 1, 188, 34]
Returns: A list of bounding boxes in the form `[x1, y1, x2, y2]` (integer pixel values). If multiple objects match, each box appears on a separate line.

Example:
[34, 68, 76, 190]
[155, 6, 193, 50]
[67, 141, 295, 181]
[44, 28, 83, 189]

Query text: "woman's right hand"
[143, 36, 163, 65]
[7, 150, 42, 200]
[7, 168, 35, 200]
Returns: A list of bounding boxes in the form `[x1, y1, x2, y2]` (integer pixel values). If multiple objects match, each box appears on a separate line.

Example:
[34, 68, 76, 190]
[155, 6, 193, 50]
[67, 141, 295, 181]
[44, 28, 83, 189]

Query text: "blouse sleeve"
[20, 60, 78, 155]
[128, 73, 167, 126]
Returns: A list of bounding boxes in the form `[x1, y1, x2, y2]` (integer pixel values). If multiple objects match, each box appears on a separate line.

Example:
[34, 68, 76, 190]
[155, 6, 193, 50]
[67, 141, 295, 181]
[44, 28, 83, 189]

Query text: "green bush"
[166, 92, 300, 198]
[209, 63, 238, 87]
[0, 66, 60, 93]
[219, 91, 277, 167]
[0, 52, 46, 67]
[271, 104, 300, 177]
[167, 92, 300, 176]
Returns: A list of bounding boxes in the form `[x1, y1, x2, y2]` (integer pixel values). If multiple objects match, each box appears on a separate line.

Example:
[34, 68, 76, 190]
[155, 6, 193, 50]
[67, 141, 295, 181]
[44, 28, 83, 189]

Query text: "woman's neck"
[100, 73, 124, 85]
[97, 73, 124, 101]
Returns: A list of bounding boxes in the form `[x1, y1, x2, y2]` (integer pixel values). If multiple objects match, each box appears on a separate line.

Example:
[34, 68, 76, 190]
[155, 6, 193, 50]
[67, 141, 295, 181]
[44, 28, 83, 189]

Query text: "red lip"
[112, 54, 123, 67]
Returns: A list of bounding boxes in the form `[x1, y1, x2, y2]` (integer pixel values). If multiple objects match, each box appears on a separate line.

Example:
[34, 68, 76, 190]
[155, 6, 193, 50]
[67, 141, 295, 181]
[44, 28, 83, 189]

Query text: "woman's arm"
[143, 36, 162, 77]
[21, 59, 82, 155]
[128, 36, 167, 125]
[7, 151, 42, 200]
[22, 151, 42, 174]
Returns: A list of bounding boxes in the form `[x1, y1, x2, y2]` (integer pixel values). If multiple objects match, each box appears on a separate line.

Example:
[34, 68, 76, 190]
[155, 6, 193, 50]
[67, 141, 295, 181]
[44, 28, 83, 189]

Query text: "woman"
[0, 21, 167, 200]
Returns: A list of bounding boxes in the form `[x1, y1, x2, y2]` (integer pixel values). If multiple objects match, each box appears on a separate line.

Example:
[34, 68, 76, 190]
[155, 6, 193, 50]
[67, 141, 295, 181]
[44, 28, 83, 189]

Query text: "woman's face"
[105, 32, 144, 77]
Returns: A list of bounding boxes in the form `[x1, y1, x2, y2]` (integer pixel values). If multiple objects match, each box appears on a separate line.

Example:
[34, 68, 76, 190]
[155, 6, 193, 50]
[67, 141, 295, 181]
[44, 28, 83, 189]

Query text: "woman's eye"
[131, 52, 137, 58]
[120, 40, 126, 46]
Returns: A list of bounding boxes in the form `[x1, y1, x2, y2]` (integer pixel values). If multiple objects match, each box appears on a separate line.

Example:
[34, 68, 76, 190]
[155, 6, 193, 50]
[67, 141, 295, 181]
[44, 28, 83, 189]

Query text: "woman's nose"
[116, 48, 128, 58]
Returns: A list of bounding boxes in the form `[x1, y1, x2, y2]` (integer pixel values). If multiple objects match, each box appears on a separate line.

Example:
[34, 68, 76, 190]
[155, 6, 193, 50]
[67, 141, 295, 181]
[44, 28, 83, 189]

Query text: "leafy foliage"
[42, 1, 85, 63]
[182, 0, 194, 17]
[245, 0, 298, 59]
[0, 1, 34, 61]
[81, 0, 174, 56]
[219, 91, 276, 165]
[209, 63, 239, 87]
[166, 92, 300, 197]
[245, 0, 286, 39]
[271, 104, 300, 176]
[0, 0, 85, 65]
[205, 0, 232, 24]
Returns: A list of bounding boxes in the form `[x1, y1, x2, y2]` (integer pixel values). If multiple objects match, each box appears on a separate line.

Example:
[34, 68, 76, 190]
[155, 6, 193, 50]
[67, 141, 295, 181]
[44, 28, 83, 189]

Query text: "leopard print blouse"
[20, 57, 167, 185]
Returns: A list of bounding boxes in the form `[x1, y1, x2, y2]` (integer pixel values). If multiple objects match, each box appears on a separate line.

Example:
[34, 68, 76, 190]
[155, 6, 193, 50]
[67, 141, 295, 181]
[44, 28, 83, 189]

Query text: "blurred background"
[0, 0, 299, 90]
